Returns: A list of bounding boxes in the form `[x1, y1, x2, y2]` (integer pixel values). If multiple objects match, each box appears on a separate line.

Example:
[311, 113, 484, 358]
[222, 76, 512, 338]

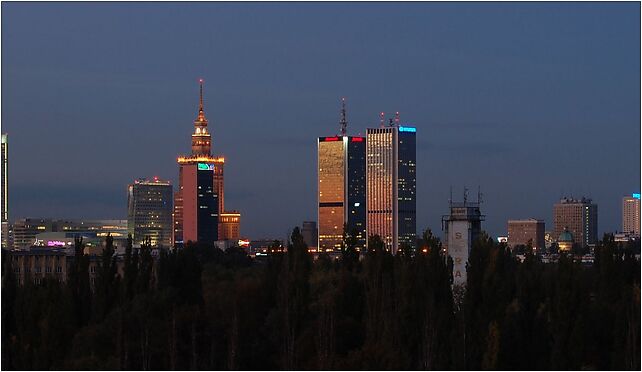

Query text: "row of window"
[14, 266, 63, 274]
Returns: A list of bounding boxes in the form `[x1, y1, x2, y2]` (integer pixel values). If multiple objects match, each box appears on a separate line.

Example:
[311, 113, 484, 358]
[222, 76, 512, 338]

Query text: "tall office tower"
[442, 194, 484, 287]
[174, 80, 221, 245]
[622, 193, 641, 237]
[317, 99, 366, 252]
[553, 197, 598, 248]
[365, 118, 416, 254]
[127, 178, 173, 247]
[507, 219, 545, 253]
[1, 134, 7, 249]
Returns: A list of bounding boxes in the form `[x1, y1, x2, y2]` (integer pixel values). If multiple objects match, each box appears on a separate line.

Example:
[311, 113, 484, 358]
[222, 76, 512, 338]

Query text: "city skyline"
[2, 2, 640, 238]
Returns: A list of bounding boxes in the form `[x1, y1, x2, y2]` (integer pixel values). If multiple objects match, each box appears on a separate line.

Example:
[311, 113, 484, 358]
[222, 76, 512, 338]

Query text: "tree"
[341, 224, 359, 270]
[94, 234, 120, 321]
[69, 236, 91, 327]
[277, 227, 312, 369]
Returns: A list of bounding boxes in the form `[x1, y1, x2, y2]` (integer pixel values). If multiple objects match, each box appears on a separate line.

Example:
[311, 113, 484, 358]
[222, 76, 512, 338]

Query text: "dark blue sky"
[2, 2, 640, 239]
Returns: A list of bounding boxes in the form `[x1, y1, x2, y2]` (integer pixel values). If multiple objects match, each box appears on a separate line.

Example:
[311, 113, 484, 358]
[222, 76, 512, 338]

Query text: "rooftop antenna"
[463, 186, 469, 204]
[380, 112, 385, 128]
[449, 186, 453, 207]
[394, 111, 400, 126]
[477, 186, 483, 204]
[340, 97, 347, 136]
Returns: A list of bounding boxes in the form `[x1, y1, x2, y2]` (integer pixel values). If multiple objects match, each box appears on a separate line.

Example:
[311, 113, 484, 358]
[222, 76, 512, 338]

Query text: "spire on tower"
[395, 111, 400, 126]
[340, 97, 347, 136]
[199, 78, 204, 113]
[195, 78, 207, 123]
[191, 78, 211, 156]
[380, 112, 385, 128]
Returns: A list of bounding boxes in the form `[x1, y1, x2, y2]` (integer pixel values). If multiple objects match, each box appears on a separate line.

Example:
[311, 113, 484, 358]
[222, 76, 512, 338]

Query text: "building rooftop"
[558, 196, 593, 204]
[133, 177, 171, 186]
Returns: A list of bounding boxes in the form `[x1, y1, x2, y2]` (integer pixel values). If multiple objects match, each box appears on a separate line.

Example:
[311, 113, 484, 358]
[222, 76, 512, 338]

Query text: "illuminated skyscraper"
[174, 80, 221, 245]
[622, 193, 641, 237]
[127, 178, 173, 247]
[317, 99, 366, 252]
[1, 134, 7, 249]
[366, 116, 416, 254]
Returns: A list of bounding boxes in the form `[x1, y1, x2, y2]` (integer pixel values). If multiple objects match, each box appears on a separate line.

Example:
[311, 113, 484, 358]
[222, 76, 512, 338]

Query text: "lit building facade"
[127, 178, 173, 247]
[2, 133, 8, 249]
[553, 197, 598, 248]
[365, 125, 416, 254]
[622, 193, 640, 237]
[174, 80, 241, 246]
[317, 135, 366, 252]
[11, 218, 128, 250]
[507, 219, 545, 252]
[219, 211, 241, 241]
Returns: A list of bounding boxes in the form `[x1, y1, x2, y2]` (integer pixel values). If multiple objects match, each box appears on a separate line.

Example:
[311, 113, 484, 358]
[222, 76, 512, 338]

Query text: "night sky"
[2, 2, 640, 240]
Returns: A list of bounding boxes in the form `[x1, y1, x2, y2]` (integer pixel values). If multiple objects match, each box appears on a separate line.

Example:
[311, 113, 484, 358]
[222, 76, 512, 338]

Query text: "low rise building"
[507, 219, 545, 253]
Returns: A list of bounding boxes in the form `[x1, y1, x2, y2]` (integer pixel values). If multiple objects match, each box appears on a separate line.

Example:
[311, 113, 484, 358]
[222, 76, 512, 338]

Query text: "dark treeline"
[1, 229, 640, 370]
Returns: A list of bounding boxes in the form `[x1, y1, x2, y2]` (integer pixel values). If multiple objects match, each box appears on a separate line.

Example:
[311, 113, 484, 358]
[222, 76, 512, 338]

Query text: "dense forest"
[1, 228, 640, 370]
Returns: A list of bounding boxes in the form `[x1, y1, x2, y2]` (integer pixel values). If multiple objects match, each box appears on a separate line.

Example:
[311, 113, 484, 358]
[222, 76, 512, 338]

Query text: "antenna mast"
[340, 97, 347, 136]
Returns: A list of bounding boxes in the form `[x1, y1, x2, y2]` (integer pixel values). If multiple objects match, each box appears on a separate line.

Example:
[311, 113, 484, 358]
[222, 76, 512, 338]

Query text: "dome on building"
[558, 228, 574, 243]
[558, 227, 574, 252]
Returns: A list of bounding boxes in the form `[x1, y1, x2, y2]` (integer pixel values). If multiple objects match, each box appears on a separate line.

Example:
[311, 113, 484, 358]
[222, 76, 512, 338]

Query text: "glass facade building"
[317, 136, 366, 252]
[175, 161, 220, 245]
[127, 178, 173, 247]
[366, 126, 416, 254]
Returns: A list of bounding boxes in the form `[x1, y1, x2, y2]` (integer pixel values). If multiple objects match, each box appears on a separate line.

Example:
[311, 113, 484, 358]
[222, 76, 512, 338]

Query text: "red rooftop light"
[351, 137, 364, 142]
[323, 136, 340, 141]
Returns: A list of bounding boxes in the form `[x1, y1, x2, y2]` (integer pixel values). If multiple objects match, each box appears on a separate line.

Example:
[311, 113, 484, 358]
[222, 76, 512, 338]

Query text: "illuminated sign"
[351, 137, 364, 142]
[633, 193, 640, 199]
[47, 240, 67, 247]
[398, 126, 416, 133]
[197, 163, 214, 171]
[238, 239, 250, 247]
[321, 136, 340, 142]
